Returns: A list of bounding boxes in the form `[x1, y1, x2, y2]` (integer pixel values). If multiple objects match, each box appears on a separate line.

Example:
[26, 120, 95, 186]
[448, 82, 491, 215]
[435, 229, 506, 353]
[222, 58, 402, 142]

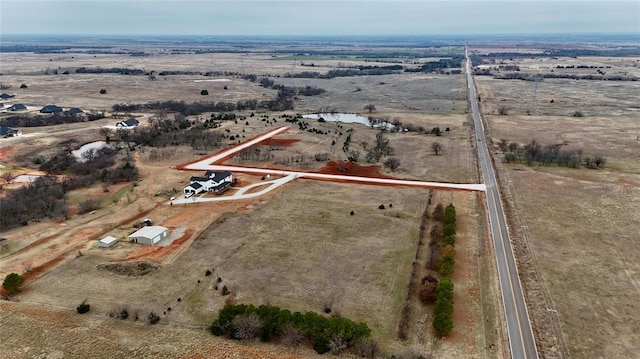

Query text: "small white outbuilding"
[98, 236, 118, 248]
[129, 226, 169, 246]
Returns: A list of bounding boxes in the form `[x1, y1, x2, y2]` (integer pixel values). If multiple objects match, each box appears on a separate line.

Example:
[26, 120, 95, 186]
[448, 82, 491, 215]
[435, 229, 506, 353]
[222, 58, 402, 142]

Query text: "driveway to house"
[171, 174, 299, 204]
[176, 126, 486, 205]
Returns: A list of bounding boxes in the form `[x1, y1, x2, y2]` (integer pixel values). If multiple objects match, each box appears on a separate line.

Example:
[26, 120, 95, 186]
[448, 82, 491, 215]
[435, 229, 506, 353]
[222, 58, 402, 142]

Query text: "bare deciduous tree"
[384, 157, 401, 171]
[364, 104, 376, 113]
[232, 313, 262, 340]
[1, 172, 17, 184]
[431, 142, 443, 155]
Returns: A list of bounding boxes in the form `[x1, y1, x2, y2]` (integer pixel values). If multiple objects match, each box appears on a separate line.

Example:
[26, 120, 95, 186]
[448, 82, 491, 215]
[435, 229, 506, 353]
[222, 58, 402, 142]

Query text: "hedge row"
[211, 303, 371, 354]
[434, 204, 456, 336]
[433, 278, 454, 337]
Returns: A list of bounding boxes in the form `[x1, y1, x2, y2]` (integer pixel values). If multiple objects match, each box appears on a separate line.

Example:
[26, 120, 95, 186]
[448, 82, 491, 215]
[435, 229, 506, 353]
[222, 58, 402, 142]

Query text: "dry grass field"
[475, 52, 640, 358]
[0, 44, 500, 359]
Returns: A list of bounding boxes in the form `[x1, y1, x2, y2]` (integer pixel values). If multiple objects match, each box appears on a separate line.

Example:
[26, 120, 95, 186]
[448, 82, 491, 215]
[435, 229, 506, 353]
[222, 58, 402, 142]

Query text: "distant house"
[0, 93, 15, 100]
[115, 118, 140, 128]
[129, 226, 169, 245]
[184, 171, 233, 197]
[40, 104, 63, 114]
[97, 236, 117, 248]
[0, 126, 22, 138]
[8, 103, 27, 111]
[68, 107, 84, 116]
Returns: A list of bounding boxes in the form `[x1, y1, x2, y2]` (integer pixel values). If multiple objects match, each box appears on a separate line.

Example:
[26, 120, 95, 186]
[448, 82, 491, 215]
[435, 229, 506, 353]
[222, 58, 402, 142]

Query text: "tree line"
[0, 112, 105, 128]
[211, 303, 372, 355]
[498, 139, 606, 168]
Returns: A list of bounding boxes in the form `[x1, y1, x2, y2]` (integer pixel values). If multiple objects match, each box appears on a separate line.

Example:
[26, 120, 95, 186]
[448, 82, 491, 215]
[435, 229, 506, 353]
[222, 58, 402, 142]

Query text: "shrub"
[148, 311, 160, 324]
[77, 198, 101, 214]
[313, 337, 330, 354]
[76, 300, 91, 314]
[20, 84, 28, 89]
[378, 204, 385, 210]
[329, 335, 347, 354]
[439, 252, 455, 276]
[2, 273, 25, 294]
[205, 269, 212, 276]
[354, 339, 379, 358]
[232, 313, 263, 340]
[201, 89, 209, 95]
[99, 89, 107, 94]
[281, 324, 305, 347]
[418, 275, 439, 304]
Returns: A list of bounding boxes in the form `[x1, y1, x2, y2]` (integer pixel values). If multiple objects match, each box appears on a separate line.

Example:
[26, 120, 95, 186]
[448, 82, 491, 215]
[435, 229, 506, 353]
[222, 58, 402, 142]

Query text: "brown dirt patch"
[96, 261, 159, 277]
[316, 160, 393, 178]
[256, 138, 299, 147]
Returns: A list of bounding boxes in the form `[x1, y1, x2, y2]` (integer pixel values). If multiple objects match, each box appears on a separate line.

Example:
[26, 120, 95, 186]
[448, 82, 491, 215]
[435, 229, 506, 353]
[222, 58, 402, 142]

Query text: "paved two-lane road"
[465, 48, 539, 359]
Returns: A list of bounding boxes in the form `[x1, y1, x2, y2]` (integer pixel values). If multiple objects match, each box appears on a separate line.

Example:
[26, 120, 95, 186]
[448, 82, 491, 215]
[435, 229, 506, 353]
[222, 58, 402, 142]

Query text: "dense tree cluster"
[75, 67, 144, 75]
[211, 303, 371, 355]
[498, 139, 606, 168]
[0, 175, 67, 230]
[1, 142, 140, 231]
[0, 112, 105, 127]
[405, 56, 463, 73]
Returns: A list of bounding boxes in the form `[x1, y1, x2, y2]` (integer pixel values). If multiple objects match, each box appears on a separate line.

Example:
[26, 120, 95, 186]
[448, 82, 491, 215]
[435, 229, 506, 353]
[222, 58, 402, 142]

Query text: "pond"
[302, 113, 394, 130]
[72, 141, 108, 162]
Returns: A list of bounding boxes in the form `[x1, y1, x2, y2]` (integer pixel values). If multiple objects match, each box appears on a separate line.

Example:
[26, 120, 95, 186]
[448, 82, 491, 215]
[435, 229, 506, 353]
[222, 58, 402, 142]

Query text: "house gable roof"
[9, 104, 26, 111]
[0, 127, 16, 136]
[40, 104, 63, 113]
[121, 118, 139, 127]
[190, 176, 210, 183]
[205, 171, 232, 182]
[0, 93, 15, 99]
[187, 182, 203, 190]
[68, 107, 84, 115]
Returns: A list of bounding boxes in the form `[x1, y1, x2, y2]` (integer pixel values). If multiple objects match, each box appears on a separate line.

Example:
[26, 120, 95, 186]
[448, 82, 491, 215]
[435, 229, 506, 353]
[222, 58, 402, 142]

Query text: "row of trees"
[113, 99, 259, 115]
[0, 112, 105, 127]
[211, 303, 372, 355]
[497, 139, 606, 168]
[430, 203, 457, 337]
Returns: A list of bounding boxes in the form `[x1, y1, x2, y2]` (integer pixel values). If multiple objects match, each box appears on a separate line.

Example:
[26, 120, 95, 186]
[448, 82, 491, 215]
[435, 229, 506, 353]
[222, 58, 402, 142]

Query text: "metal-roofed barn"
[128, 226, 169, 245]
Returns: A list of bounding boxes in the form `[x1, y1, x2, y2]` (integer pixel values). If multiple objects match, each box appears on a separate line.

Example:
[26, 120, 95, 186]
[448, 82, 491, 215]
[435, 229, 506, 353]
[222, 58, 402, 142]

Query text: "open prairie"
[475, 52, 640, 358]
[0, 39, 499, 359]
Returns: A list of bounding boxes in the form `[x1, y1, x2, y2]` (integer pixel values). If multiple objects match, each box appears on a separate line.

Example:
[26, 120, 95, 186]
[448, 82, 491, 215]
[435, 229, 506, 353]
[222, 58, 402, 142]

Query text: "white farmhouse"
[129, 226, 169, 245]
[115, 118, 140, 129]
[183, 171, 233, 197]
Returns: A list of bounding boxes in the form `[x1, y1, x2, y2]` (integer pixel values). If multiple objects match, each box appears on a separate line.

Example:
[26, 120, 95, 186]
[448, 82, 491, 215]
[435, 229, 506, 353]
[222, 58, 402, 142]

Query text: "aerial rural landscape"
[0, 2, 639, 359]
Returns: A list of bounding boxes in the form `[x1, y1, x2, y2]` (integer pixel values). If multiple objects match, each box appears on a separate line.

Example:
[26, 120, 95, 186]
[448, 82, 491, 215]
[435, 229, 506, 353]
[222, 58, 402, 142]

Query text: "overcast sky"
[1, 0, 638, 36]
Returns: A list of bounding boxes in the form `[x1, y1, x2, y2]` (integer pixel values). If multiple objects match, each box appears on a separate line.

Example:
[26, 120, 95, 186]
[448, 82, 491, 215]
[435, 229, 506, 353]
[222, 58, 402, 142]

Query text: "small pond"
[72, 141, 108, 162]
[302, 113, 394, 130]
